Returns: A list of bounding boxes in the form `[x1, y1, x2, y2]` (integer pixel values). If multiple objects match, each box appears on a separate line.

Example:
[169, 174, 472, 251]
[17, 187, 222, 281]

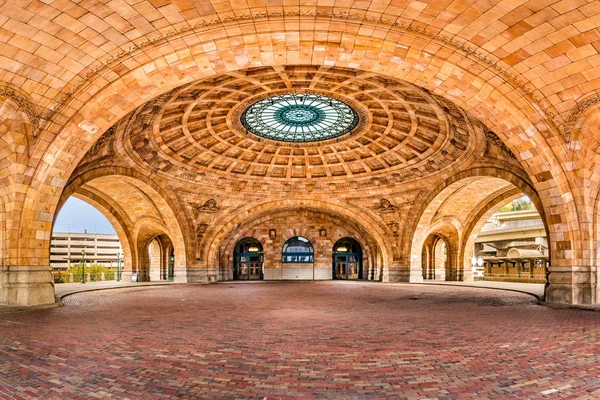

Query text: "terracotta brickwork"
[1, 1, 600, 305]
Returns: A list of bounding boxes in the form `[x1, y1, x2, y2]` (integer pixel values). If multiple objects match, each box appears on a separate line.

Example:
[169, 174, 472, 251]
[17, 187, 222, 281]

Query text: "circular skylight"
[240, 93, 359, 142]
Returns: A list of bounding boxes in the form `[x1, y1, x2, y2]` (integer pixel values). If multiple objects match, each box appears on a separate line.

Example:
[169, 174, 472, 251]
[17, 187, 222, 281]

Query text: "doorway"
[233, 237, 264, 280]
[333, 238, 362, 280]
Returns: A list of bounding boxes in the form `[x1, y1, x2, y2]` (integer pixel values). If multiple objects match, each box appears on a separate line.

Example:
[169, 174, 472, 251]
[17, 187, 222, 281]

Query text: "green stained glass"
[241, 93, 359, 142]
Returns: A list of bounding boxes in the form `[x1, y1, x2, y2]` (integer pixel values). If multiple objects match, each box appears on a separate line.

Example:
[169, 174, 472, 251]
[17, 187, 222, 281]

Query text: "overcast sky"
[53, 197, 116, 234]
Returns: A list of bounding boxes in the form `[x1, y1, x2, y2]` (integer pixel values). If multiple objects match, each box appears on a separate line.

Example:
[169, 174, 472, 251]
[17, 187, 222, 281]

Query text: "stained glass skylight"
[240, 93, 359, 142]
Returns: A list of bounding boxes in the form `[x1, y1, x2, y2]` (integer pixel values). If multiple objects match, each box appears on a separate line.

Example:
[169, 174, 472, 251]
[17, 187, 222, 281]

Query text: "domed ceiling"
[85, 65, 512, 192]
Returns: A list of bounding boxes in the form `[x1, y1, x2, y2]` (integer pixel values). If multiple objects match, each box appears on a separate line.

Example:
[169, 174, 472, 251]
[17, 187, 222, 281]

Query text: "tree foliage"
[56, 263, 115, 283]
[498, 197, 534, 213]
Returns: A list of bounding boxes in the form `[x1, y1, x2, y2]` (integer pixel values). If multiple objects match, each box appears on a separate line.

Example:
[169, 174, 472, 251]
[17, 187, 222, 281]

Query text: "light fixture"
[248, 246, 259, 253]
[337, 246, 348, 252]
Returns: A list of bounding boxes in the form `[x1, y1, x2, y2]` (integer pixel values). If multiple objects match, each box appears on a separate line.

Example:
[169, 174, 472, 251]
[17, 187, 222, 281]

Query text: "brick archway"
[25, 28, 577, 272]
[407, 168, 550, 288]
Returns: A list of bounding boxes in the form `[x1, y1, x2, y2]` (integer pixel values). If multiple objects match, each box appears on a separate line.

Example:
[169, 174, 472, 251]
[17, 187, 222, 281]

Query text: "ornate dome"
[113, 65, 478, 191]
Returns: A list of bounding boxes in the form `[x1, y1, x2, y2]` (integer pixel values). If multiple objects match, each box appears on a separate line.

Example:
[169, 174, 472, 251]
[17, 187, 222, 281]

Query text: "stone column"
[0, 94, 55, 306]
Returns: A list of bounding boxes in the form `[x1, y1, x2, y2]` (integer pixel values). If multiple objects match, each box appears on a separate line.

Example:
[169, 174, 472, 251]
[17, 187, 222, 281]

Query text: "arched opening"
[409, 172, 546, 285]
[282, 237, 314, 264]
[51, 197, 124, 284]
[472, 196, 548, 283]
[148, 238, 162, 281]
[137, 233, 175, 282]
[422, 235, 448, 281]
[332, 238, 363, 280]
[433, 237, 447, 281]
[58, 170, 190, 284]
[233, 237, 264, 280]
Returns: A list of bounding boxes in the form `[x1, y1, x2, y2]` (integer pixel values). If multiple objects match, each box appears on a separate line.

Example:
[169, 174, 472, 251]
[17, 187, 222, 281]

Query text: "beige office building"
[50, 231, 122, 270]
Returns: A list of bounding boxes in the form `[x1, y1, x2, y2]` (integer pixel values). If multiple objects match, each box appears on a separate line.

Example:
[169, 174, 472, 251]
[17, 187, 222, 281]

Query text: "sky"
[54, 197, 116, 234]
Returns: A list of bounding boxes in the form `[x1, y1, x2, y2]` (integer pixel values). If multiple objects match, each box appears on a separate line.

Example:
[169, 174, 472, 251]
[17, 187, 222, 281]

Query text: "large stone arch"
[407, 167, 545, 284]
[58, 167, 190, 283]
[217, 209, 379, 282]
[21, 25, 579, 280]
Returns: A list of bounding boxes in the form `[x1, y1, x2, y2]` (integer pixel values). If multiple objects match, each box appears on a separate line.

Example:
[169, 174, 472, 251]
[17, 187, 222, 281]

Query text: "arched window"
[282, 236, 314, 263]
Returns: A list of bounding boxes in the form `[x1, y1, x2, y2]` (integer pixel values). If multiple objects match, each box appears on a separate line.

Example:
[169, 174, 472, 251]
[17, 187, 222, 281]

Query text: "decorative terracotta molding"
[563, 91, 600, 139]
[0, 85, 43, 137]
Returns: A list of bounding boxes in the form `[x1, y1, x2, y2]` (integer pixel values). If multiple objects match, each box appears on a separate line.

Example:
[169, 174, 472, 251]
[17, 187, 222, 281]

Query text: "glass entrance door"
[233, 238, 264, 281]
[334, 254, 360, 280]
[335, 255, 347, 279]
[234, 254, 263, 280]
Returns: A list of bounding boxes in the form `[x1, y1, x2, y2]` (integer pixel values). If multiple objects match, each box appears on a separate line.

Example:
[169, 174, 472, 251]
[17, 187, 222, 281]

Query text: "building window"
[282, 236, 314, 263]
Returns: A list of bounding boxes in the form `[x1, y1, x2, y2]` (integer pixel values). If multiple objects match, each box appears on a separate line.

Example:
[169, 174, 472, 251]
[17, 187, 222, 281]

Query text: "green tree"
[498, 196, 534, 213]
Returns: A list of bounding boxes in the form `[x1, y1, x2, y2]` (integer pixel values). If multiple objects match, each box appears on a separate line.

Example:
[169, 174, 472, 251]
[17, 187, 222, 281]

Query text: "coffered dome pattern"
[118, 65, 476, 187]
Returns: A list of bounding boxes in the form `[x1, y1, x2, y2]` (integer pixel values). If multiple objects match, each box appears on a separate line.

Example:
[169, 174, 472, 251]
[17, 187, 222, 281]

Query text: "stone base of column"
[121, 271, 133, 282]
[546, 266, 596, 305]
[185, 268, 218, 284]
[0, 265, 55, 306]
[172, 267, 189, 283]
[385, 268, 424, 283]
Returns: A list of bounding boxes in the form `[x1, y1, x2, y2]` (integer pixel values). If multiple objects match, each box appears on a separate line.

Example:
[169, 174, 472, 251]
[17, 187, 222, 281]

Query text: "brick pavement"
[1, 282, 600, 399]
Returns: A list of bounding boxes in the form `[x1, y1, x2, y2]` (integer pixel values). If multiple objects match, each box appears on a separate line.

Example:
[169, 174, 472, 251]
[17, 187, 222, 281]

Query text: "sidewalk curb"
[56, 282, 182, 301]
[415, 282, 543, 302]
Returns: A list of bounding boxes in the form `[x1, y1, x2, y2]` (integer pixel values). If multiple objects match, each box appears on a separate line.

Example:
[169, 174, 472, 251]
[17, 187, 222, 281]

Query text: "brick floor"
[1, 282, 600, 399]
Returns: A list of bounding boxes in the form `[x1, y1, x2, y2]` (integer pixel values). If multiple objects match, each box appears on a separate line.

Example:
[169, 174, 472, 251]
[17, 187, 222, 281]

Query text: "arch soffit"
[63, 167, 190, 231]
[424, 219, 461, 243]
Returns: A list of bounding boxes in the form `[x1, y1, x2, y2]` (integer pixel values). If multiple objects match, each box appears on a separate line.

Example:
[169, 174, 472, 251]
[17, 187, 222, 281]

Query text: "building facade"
[50, 231, 122, 270]
[1, 1, 600, 306]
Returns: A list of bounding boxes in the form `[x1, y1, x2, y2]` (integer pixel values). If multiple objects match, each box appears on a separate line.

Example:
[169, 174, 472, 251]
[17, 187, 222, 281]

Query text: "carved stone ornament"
[484, 129, 515, 160]
[86, 126, 116, 158]
[374, 199, 399, 213]
[0, 85, 43, 137]
[195, 199, 220, 216]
